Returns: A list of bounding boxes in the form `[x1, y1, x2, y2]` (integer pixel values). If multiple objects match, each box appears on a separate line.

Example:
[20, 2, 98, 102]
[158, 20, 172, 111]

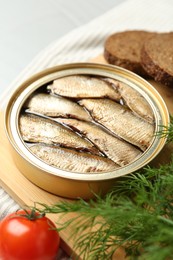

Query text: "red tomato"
[0, 210, 60, 260]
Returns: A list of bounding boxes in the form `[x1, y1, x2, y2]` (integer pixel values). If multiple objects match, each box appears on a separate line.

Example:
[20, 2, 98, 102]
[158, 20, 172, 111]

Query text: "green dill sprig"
[156, 115, 173, 143]
[35, 160, 173, 259]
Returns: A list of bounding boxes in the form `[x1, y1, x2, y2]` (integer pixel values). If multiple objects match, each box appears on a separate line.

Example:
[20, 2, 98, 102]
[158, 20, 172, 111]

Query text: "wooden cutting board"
[0, 55, 173, 259]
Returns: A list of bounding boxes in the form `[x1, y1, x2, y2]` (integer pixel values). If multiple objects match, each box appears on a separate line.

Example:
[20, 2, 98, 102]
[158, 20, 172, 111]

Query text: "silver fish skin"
[19, 113, 99, 155]
[48, 75, 121, 101]
[79, 99, 155, 151]
[105, 78, 155, 124]
[24, 93, 91, 121]
[30, 144, 119, 173]
[57, 118, 142, 166]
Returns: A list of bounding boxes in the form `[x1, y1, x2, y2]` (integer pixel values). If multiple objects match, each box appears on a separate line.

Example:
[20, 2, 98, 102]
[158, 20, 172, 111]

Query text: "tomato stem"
[15, 209, 46, 221]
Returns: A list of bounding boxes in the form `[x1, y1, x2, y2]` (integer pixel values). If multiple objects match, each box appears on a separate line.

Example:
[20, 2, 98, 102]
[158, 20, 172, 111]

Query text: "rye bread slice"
[104, 30, 155, 77]
[141, 33, 173, 86]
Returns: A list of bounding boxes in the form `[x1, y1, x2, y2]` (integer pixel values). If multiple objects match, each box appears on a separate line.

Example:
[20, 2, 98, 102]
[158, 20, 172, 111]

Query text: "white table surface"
[0, 0, 124, 93]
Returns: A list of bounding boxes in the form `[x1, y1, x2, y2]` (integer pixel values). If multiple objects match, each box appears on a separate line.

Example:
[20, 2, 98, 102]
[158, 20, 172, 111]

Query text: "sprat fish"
[24, 93, 91, 121]
[57, 118, 142, 166]
[30, 144, 119, 173]
[19, 113, 99, 155]
[48, 75, 121, 101]
[79, 98, 155, 151]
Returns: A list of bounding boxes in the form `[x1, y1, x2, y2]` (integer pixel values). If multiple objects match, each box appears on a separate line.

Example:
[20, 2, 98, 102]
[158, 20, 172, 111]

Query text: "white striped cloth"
[0, 0, 173, 218]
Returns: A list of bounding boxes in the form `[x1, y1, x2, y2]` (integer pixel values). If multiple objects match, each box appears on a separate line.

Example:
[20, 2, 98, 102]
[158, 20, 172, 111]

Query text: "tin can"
[4, 63, 170, 199]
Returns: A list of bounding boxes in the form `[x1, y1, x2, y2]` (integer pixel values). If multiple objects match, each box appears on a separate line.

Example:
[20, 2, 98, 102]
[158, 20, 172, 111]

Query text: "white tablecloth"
[0, 0, 173, 251]
[0, 0, 122, 90]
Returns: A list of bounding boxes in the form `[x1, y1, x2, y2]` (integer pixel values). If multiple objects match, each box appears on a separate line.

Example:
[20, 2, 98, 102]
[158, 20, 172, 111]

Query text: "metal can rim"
[4, 62, 170, 182]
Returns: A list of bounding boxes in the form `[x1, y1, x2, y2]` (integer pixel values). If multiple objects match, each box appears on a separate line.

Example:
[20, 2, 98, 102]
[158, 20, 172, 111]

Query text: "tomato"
[0, 210, 60, 260]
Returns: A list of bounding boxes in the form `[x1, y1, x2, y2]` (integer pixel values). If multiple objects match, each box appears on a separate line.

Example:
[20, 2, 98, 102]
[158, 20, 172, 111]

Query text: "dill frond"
[156, 115, 173, 143]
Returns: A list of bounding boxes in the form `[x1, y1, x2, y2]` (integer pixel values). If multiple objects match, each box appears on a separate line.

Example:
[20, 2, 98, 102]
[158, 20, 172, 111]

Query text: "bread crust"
[141, 33, 173, 86]
[104, 48, 147, 76]
[104, 30, 154, 77]
[141, 47, 173, 86]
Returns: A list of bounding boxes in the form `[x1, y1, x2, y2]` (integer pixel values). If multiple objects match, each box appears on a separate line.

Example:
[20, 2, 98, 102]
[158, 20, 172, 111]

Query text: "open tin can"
[4, 63, 169, 199]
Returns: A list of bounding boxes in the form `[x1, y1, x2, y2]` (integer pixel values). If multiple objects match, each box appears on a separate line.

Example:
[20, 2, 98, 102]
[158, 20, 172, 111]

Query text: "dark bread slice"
[104, 30, 155, 77]
[141, 33, 173, 86]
